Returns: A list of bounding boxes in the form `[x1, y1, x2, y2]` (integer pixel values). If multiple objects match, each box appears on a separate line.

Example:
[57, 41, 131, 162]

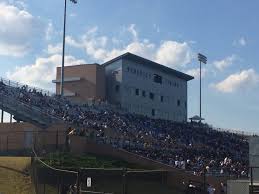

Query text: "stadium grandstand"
[0, 53, 253, 194]
[0, 75, 249, 179]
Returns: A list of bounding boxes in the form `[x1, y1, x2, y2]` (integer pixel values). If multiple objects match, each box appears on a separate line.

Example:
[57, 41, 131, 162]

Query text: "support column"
[1, 109, 4, 123]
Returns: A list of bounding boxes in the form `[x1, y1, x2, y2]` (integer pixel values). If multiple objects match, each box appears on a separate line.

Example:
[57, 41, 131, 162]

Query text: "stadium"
[0, 51, 253, 194]
[1, 1, 258, 194]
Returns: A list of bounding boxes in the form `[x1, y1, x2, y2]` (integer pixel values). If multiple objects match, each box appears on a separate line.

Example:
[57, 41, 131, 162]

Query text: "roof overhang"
[52, 77, 81, 83]
[103, 52, 194, 81]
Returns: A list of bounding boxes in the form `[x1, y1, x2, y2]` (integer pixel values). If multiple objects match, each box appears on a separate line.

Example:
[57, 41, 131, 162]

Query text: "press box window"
[160, 96, 164, 102]
[142, 90, 146, 97]
[135, 88, 139, 96]
[149, 92, 154, 100]
[115, 85, 120, 92]
[177, 100, 181, 106]
[153, 74, 162, 84]
[152, 109, 155, 116]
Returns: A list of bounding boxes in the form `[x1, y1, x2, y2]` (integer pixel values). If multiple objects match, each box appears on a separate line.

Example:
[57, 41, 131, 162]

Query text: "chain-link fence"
[249, 167, 259, 194]
[31, 161, 184, 194]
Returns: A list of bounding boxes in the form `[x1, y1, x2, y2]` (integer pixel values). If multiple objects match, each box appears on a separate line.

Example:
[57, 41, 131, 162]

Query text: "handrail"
[0, 77, 54, 96]
[212, 127, 258, 137]
[0, 92, 63, 123]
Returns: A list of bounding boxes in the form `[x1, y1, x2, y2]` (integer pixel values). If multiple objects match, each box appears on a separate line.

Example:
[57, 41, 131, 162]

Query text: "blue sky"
[0, 0, 259, 132]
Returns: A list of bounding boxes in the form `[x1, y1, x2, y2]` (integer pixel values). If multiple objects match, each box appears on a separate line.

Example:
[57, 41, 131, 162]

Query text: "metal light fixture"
[197, 53, 207, 122]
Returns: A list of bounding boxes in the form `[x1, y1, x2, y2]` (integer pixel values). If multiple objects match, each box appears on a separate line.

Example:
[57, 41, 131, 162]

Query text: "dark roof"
[102, 52, 194, 81]
[57, 63, 100, 68]
[189, 115, 205, 121]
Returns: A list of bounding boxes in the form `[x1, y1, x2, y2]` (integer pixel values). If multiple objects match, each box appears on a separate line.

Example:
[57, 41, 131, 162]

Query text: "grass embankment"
[42, 152, 147, 169]
[0, 157, 35, 194]
[39, 153, 182, 194]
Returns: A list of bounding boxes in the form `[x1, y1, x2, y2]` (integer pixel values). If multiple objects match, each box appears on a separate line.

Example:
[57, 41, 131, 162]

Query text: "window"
[160, 96, 164, 102]
[152, 109, 155, 116]
[115, 85, 120, 92]
[135, 88, 139, 96]
[153, 74, 162, 84]
[149, 92, 154, 100]
[142, 90, 146, 97]
[177, 99, 181, 106]
[127, 67, 130, 72]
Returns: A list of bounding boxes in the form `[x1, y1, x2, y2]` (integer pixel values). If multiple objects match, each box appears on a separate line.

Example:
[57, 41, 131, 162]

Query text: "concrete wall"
[105, 59, 123, 105]
[122, 59, 187, 122]
[227, 180, 250, 194]
[249, 137, 259, 181]
[105, 58, 188, 122]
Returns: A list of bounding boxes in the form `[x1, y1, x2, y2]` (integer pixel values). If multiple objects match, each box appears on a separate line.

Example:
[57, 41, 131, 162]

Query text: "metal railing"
[0, 92, 62, 126]
[0, 77, 54, 96]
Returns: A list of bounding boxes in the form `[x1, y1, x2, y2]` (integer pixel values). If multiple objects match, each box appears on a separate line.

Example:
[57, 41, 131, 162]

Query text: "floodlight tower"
[197, 53, 207, 122]
[60, 0, 78, 96]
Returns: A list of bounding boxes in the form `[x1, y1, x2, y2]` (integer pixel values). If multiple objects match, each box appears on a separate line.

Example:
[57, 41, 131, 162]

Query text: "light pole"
[60, 0, 78, 96]
[197, 53, 207, 122]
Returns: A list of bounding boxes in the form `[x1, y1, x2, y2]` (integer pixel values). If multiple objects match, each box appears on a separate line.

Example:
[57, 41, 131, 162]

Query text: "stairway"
[0, 93, 62, 128]
[0, 77, 63, 128]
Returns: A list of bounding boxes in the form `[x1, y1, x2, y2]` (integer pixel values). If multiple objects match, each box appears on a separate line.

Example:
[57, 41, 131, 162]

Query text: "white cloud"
[185, 67, 207, 79]
[212, 69, 259, 93]
[6, 54, 86, 90]
[47, 43, 62, 55]
[153, 23, 160, 33]
[128, 24, 138, 41]
[66, 25, 193, 69]
[45, 21, 54, 41]
[0, 2, 44, 57]
[233, 37, 247, 47]
[213, 55, 237, 71]
[238, 37, 246, 46]
[155, 41, 192, 68]
[69, 13, 77, 17]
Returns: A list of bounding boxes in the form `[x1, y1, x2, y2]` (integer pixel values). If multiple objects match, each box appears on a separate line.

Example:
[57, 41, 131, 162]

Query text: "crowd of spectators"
[0, 80, 249, 178]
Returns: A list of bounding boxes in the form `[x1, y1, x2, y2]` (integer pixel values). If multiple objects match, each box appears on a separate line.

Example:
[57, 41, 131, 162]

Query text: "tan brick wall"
[55, 64, 106, 102]
[0, 122, 68, 151]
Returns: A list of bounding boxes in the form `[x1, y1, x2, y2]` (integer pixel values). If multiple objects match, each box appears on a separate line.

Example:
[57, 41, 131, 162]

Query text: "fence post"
[203, 167, 206, 194]
[251, 167, 254, 194]
[122, 168, 127, 194]
[6, 135, 8, 152]
[57, 175, 60, 194]
[10, 114, 12, 123]
[1, 109, 3, 123]
[56, 130, 59, 151]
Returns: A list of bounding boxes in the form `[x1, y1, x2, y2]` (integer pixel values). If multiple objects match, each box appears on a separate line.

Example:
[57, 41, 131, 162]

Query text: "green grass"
[42, 152, 147, 169]
[0, 157, 35, 194]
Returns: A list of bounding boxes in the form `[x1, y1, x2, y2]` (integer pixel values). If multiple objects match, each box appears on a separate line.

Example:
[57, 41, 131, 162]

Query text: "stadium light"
[60, 0, 78, 96]
[197, 53, 207, 122]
